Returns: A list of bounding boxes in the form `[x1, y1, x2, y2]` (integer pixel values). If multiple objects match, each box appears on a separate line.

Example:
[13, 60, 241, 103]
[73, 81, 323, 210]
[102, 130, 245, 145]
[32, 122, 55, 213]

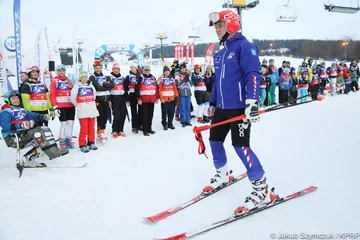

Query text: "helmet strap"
[220, 32, 230, 45]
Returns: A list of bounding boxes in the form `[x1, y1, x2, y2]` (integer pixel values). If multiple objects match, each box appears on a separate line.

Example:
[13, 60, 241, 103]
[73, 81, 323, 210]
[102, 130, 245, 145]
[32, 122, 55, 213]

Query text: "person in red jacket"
[135, 65, 159, 136]
[50, 64, 75, 149]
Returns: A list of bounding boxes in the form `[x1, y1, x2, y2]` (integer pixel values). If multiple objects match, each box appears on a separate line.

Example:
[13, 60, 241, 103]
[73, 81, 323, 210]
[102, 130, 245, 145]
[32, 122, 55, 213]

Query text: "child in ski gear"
[192, 64, 209, 123]
[70, 71, 99, 153]
[344, 70, 352, 95]
[50, 64, 76, 150]
[89, 60, 114, 144]
[207, 9, 276, 216]
[277, 68, 293, 104]
[0, 90, 68, 167]
[259, 59, 271, 107]
[336, 65, 348, 94]
[268, 59, 278, 105]
[318, 62, 328, 95]
[135, 65, 159, 136]
[310, 67, 320, 100]
[327, 62, 338, 96]
[298, 72, 309, 103]
[175, 64, 193, 127]
[349, 61, 359, 92]
[124, 62, 142, 134]
[109, 63, 128, 138]
[158, 66, 179, 130]
[20, 66, 54, 127]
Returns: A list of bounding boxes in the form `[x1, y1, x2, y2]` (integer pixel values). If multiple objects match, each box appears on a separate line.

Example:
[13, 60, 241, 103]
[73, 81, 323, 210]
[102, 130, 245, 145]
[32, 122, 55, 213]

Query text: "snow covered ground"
[1, 61, 359, 240]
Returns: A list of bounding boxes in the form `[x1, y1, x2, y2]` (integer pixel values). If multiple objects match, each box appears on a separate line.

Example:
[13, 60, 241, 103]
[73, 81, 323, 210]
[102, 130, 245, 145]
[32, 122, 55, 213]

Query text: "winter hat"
[112, 63, 121, 71]
[130, 62, 138, 68]
[163, 66, 170, 73]
[143, 65, 151, 71]
[79, 71, 88, 80]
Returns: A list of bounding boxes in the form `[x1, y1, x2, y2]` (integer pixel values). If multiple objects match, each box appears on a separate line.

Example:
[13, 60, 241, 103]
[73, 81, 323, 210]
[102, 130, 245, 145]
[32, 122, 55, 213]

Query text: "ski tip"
[143, 217, 157, 224]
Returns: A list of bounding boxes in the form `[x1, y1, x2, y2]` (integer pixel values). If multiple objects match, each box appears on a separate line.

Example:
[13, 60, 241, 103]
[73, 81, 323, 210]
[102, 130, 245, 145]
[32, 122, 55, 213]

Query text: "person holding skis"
[158, 66, 179, 130]
[109, 63, 127, 138]
[89, 60, 114, 144]
[70, 71, 99, 153]
[327, 62, 338, 96]
[205, 9, 276, 216]
[0, 90, 68, 167]
[50, 64, 76, 150]
[20, 66, 55, 127]
[124, 62, 142, 134]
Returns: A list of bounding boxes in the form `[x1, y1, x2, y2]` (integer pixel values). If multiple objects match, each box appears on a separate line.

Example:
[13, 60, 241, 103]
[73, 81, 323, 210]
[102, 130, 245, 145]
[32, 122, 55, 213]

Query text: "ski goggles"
[57, 64, 66, 70]
[209, 12, 221, 26]
[93, 60, 103, 66]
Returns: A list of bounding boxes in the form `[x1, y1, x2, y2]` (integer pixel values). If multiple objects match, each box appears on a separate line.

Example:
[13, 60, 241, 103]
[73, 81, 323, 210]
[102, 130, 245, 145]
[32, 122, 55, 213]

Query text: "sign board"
[232, 0, 247, 6]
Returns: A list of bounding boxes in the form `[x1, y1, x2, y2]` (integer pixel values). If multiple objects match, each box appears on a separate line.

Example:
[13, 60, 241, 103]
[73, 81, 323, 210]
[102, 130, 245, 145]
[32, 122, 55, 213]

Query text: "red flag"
[190, 42, 195, 65]
[186, 42, 190, 63]
[204, 43, 215, 70]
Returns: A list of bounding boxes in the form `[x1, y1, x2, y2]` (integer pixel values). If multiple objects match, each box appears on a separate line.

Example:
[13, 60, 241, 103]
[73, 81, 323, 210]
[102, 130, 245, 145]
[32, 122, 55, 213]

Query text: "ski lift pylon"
[276, 0, 297, 22]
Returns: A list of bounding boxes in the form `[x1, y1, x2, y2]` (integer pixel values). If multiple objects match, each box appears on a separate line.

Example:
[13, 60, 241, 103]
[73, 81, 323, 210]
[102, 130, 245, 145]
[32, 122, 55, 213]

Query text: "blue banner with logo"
[13, 0, 22, 88]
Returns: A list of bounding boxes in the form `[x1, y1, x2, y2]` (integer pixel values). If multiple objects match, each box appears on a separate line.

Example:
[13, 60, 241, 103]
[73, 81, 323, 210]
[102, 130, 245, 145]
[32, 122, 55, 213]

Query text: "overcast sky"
[0, 0, 359, 48]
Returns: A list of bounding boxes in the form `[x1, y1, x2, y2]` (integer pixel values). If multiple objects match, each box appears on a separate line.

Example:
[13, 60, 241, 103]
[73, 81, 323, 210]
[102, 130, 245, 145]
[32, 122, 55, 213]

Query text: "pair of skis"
[145, 172, 317, 240]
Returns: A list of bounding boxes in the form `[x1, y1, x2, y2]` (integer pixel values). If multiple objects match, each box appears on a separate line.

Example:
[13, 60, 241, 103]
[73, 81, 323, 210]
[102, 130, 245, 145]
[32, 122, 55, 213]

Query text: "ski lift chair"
[276, 0, 298, 22]
[324, 0, 360, 14]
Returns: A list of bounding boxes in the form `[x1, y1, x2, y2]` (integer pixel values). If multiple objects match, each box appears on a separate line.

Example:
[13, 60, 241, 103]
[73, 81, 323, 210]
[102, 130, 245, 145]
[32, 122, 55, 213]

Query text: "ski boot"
[23, 148, 46, 168]
[59, 138, 69, 150]
[203, 165, 234, 194]
[65, 137, 76, 149]
[112, 132, 119, 139]
[80, 145, 90, 153]
[234, 175, 278, 216]
[88, 142, 98, 150]
[197, 117, 205, 124]
[117, 132, 126, 137]
[97, 134, 107, 144]
[132, 128, 138, 134]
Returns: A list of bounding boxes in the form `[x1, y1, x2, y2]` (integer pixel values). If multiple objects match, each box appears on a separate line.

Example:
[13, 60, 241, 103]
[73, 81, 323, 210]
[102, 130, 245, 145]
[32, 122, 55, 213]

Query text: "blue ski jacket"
[210, 32, 261, 109]
[0, 107, 44, 138]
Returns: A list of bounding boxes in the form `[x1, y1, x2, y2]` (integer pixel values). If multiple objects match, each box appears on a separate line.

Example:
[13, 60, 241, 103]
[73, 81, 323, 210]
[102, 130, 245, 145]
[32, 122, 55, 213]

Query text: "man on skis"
[205, 9, 276, 216]
[0, 90, 68, 168]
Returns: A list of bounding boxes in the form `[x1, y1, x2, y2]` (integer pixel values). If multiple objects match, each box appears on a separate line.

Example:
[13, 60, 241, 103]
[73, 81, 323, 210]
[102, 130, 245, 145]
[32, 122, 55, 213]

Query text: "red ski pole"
[192, 95, 319, 158]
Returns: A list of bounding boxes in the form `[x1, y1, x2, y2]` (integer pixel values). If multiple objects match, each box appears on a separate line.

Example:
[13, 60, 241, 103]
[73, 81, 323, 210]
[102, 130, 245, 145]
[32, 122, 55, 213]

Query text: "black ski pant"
[351, 81, 359, 92]
[310, 84, 320, 100]
[111, 96, 127, 133]
[279, 90, 290, 104]
[141, 103, 155, 133]
[96, 99, 109, 132]
[128, 94, 142, 129]
[161, 101, 176, 127]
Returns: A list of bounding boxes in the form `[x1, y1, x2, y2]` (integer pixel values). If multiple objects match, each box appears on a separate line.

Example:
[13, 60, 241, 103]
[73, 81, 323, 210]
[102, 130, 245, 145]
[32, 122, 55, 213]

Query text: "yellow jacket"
[20, 80, 53, 112]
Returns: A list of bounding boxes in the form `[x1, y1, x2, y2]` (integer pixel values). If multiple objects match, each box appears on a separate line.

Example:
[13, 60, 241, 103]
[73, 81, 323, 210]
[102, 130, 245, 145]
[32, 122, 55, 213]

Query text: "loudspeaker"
[49, 61, 55, 71]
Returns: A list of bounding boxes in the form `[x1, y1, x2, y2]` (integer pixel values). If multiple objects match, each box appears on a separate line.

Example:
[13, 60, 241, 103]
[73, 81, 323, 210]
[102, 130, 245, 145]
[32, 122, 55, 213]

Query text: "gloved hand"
[49, 107, 60, 120]
[241, 99, 260, 129]
[16, 120, 35, 130]
[43, 114, 51, 121]
[207, 105, 216, 117]
[52, 107, 61, 117]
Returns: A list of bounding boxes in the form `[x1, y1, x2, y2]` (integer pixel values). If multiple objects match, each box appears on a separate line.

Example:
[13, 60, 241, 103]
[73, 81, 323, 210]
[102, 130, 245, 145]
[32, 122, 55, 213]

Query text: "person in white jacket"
[70, 71, 99, 153]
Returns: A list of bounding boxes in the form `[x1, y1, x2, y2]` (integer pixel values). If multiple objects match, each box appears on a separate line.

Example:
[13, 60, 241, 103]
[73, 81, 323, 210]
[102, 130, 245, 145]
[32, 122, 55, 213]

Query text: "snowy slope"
[1, 71, 360, 240]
